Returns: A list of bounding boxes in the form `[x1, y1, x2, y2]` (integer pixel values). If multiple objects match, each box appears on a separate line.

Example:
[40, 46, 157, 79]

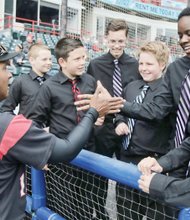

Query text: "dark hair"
[55, 38, 84, 61]
[178, 7, 190, 21]
[105, 19, 129, 37]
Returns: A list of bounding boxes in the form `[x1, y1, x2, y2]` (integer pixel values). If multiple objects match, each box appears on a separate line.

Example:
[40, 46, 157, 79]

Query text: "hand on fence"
[137, 156, 163, 175]
[138, 173, 156, 193]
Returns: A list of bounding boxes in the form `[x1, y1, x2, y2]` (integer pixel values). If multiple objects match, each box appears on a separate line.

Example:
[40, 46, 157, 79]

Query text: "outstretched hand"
[75, 81, 124, 116]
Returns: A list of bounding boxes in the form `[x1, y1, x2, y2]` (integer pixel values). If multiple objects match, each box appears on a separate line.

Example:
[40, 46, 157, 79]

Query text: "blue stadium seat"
[20, 66, 31, 75]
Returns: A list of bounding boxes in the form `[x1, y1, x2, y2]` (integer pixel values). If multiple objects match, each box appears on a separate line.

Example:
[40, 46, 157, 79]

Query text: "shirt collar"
[29, 70, 49, 80]
[57, 70, 82, 84]
[139, 77, 163, 91]
[108, 51, 126, 64]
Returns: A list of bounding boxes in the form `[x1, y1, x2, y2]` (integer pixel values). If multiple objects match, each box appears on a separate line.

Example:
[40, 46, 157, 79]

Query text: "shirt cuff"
[149, 173, 166, 200]
[157, 156, 172, 173]
[86, 107, 99, 122]
[121, 101, 134, 117]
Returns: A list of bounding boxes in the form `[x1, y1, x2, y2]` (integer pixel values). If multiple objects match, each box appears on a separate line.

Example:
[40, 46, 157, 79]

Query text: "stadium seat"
[20, 35, 26, 43]
[20, 67, 31, 75]
[22, 60, 31, 68]
[12, 31, 20, 40]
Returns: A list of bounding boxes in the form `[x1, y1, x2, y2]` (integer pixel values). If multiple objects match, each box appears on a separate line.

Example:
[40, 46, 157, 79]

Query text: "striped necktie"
[113, 59, 122, 97]
[174, 70, 190, 148]
[123, 85, 149, 150]
[36, 76, 46, 85]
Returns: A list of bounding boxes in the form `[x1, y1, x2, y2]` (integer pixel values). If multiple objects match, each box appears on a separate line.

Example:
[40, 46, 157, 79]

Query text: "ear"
[58, 57, 66, 68]
[104, 36, 108, 43]
[29, 56, 34, 65]
[160, 62, 166, 72]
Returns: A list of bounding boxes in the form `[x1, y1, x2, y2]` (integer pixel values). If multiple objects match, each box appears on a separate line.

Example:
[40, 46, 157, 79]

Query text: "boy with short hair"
[1, 43, 52, 117]
[115, 41, 175, 219]
[87, 19, 141, 219]
[29, 37, 97, 220]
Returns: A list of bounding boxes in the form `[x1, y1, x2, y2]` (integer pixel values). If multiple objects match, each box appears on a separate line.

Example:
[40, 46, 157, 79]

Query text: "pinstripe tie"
[123, 85, 149, 150]
[36, 76, 46, 85]
[174, 70, 190, 148]
[113, 59, 122, 97]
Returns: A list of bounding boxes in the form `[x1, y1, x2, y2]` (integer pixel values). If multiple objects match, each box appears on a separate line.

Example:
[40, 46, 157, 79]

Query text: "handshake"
[74, 80, 125, 117]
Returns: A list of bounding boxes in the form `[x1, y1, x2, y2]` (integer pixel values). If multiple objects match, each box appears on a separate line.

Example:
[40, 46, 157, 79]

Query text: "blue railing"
[26, 149, 190, 219]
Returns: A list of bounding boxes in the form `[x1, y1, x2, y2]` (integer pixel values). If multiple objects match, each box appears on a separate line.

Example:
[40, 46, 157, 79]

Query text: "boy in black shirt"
[29, 38, 99, 219]
[1, 43, 52, 117]
[115, 41, 173, 220]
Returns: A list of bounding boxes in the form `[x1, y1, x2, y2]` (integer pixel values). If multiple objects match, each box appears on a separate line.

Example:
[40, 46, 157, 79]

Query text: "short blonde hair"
[138, 41, 169, 67]
[28, 43, 50, 58]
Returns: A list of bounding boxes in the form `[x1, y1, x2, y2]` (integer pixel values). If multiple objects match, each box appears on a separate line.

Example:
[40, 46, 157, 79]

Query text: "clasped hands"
[137, 157, 163, 193]
[74, 81, 125, 118]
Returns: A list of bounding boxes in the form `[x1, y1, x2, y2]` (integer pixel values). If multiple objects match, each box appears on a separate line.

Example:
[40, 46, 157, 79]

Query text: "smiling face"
[29, 48, 52, 76]
[138, 52, 165, 82]
[58, 47, 86, 79]
[0, 61, 12, 100]
[106, 30, 127, 59]
[178, 16, 190, 57]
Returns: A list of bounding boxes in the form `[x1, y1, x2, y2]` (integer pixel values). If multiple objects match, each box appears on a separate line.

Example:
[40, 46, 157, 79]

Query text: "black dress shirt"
[87, 51, 141, 122]
[87, 51, 141, 97]
[122, 56, 190, 122]
[1, 70, 50, 117]
[116, 78, 172, 156]
[29, 71, 96, 139]
[122, 56, 190, 176]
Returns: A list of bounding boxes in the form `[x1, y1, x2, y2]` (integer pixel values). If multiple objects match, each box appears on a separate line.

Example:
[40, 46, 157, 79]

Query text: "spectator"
[11, 43, 25, 75]
[12, 44, 25, 67]
[23, 33, 34, 54]
[36, 37, 44, 44]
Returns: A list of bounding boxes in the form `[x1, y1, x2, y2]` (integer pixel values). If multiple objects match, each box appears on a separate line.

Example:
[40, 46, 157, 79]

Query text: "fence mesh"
[44, 163, 179, 220]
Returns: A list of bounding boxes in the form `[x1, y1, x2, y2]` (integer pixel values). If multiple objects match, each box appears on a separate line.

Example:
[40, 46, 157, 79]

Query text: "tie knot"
[36, 76, 45, 85]
[69, 79, 78, 86]
[142, 85, 149, 91]
[114, 59, 119, 65]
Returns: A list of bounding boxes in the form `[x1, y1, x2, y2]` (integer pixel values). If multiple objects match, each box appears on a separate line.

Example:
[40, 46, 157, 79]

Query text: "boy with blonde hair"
[115, 41, 176, 219]
[1, 43, 52, 117]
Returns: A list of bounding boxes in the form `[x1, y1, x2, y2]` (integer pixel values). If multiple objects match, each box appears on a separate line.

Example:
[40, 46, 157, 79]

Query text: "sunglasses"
[0, 45, 8, 57]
